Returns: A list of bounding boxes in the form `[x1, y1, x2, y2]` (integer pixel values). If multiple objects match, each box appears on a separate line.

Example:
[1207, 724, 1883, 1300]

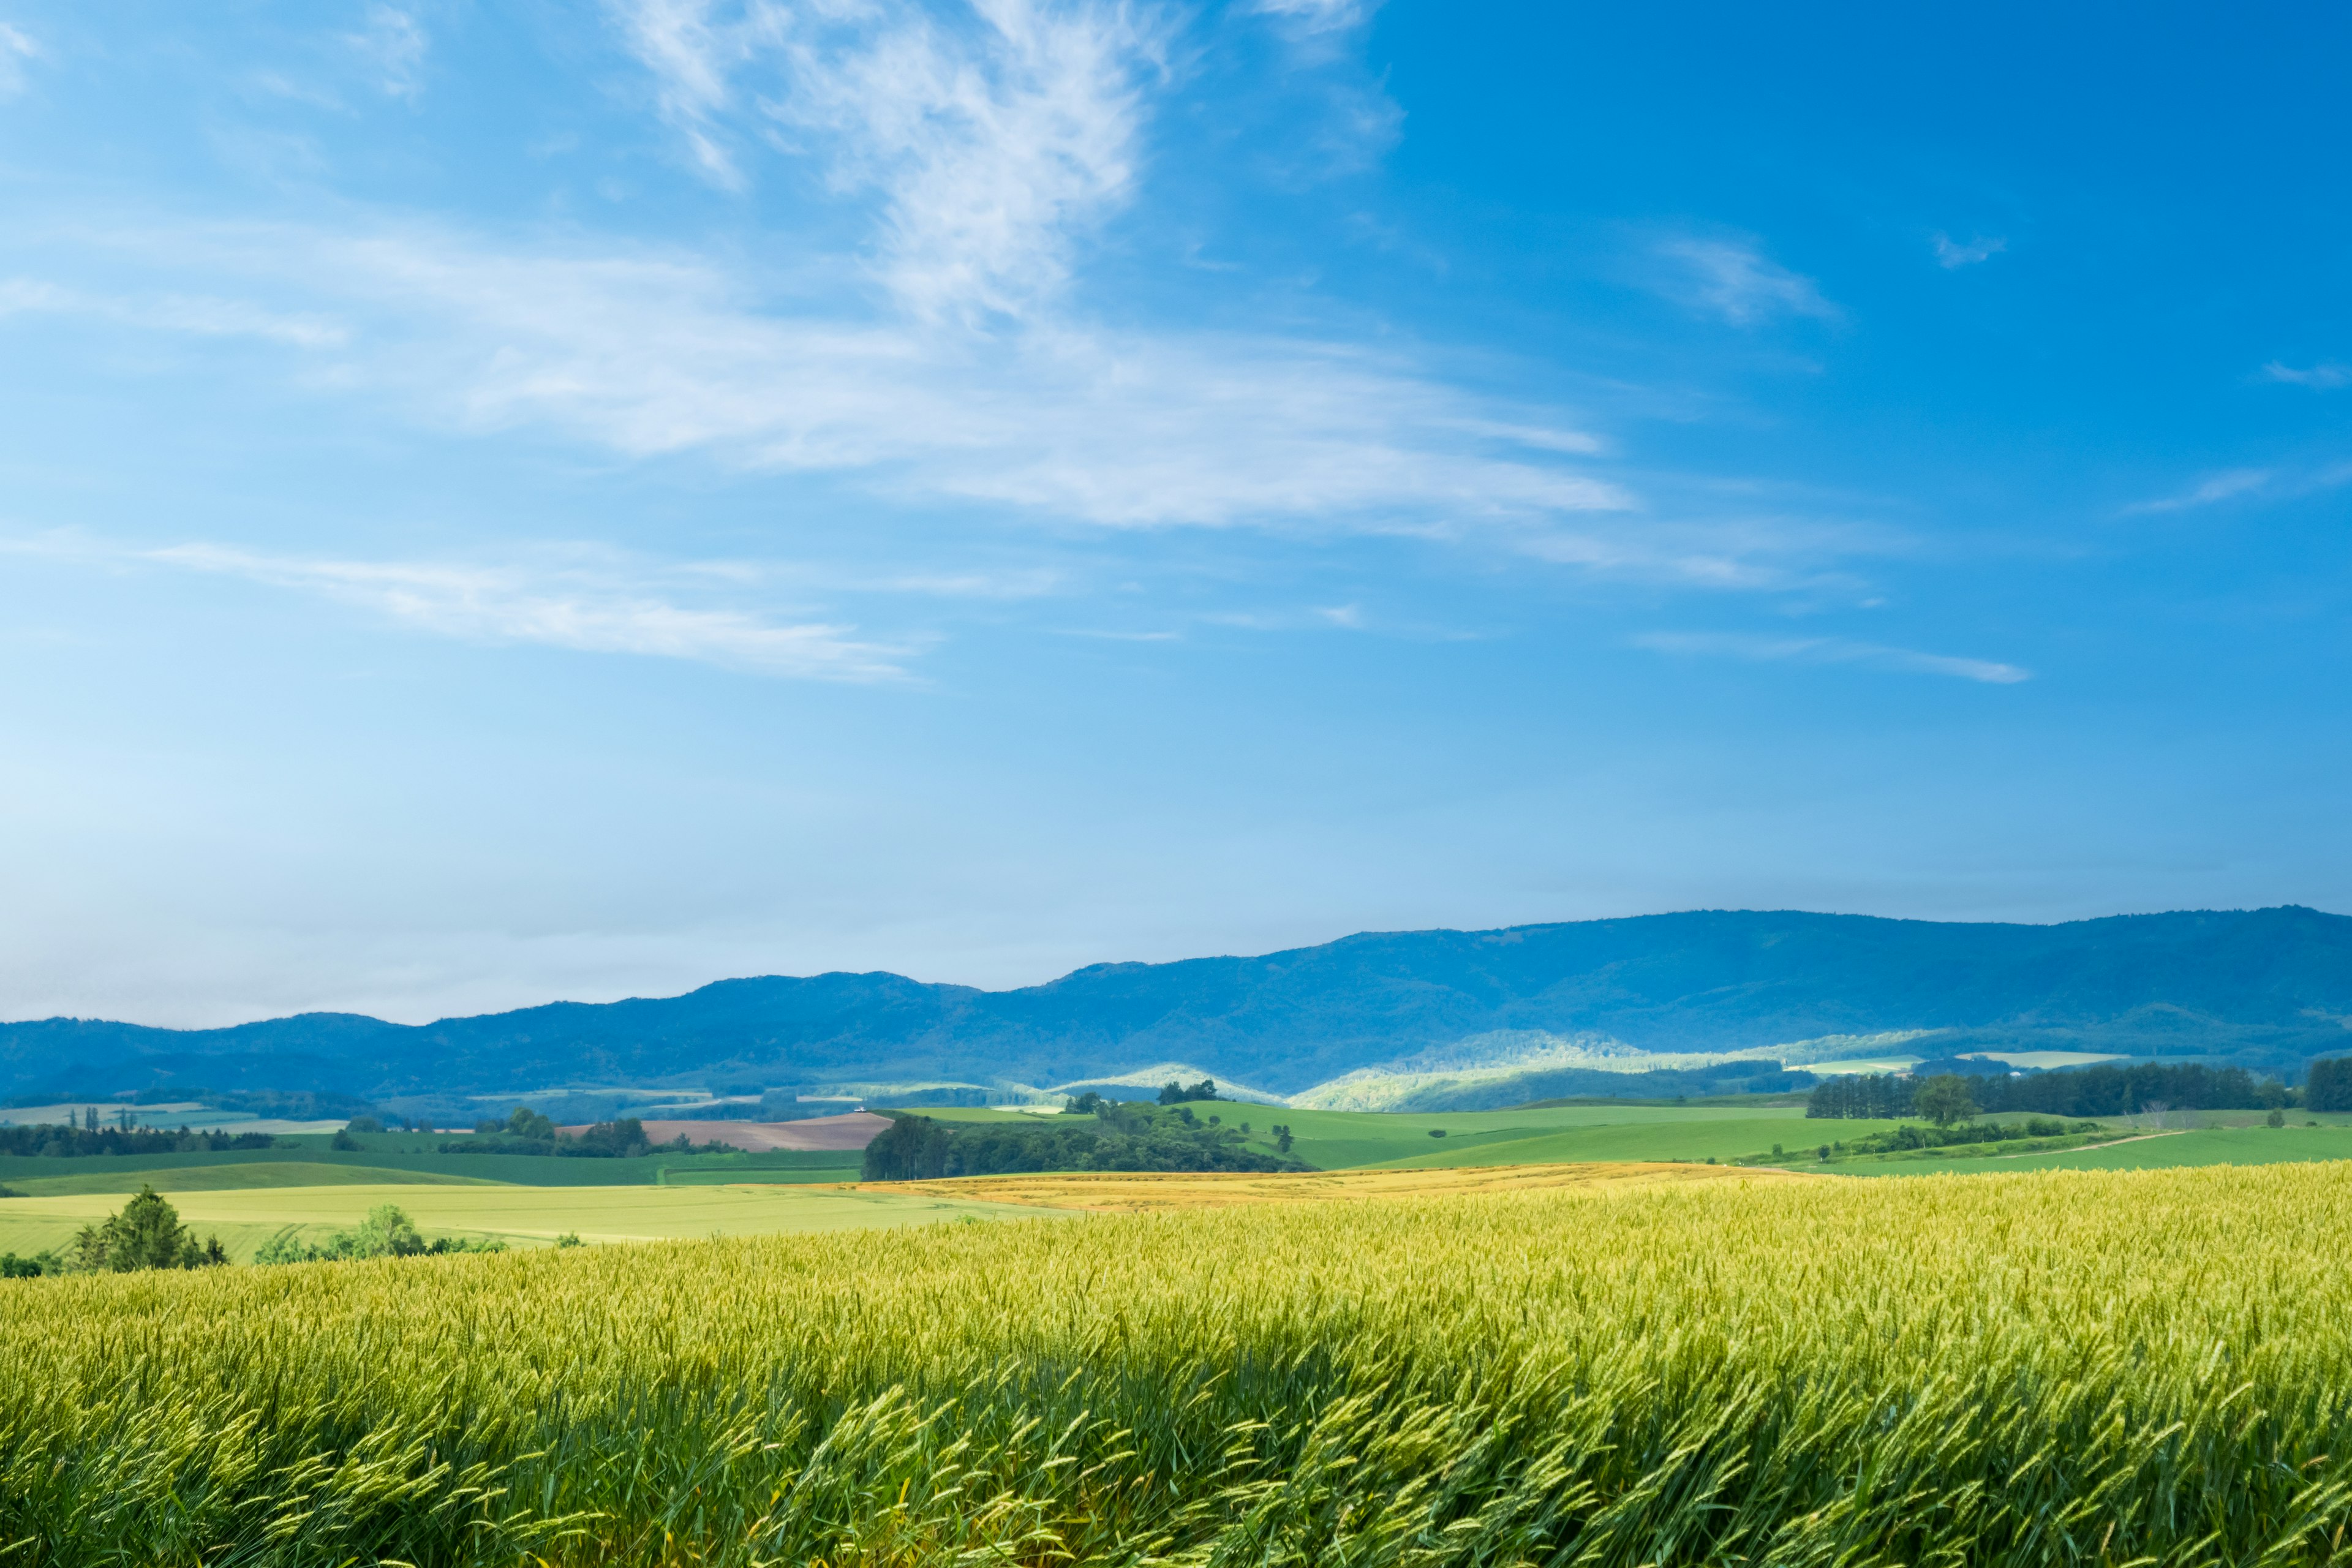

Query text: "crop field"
[8, 1161, 2352, 1566]
[0, 1136, 864, 1193]
[1847, 1122, 2352, 1176]
[861, 1158, 1798, 1212]
[0, 1182, 1058, 1261]
[0, 1159, 504, 1197]
[898, 1100, 1834, 1170]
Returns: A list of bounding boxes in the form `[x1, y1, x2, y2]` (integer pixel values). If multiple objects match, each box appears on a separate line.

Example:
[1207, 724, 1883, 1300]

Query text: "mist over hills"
[6, 907, 2350, 1113]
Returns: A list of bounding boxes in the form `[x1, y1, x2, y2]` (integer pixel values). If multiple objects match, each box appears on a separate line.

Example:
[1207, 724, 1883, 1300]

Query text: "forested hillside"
[6, 907, 2350, 1104]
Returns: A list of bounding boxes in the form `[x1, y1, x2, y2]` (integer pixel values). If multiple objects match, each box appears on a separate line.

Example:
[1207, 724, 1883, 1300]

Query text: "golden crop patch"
[6, 1161, 2352, 1566]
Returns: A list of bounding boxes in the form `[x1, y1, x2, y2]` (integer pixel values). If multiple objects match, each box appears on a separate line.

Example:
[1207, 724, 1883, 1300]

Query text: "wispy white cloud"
[1251, 0, 1380, 34]
[0, 21, 42, 98]
[74, 222, 1642, 539]
[6, 532, 911, 681]
[612, 0, 1166, 320]
[2119, 467, 2274, 515]
[0, 276, 349, 347]
[1931, 232, 2005, 268]
[2263, 361, 2351, 390]
[1653, 238, 1839, 326]
[1635, 630, 2030, 685]
[609, 0, 777, 188]
[349, 5, 430, 101]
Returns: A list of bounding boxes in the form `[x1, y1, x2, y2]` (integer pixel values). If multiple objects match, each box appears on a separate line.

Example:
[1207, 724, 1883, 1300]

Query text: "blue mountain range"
[6, 907, 2348, 1112]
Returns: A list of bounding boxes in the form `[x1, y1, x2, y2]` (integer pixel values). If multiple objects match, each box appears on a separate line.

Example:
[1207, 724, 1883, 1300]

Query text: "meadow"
[0, 1181, 1052, 1261]
[9, 1163, 2352, 1565]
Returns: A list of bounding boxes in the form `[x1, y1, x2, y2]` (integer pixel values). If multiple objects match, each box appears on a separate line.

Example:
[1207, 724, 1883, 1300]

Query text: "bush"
[254, 1204, 505, 1265]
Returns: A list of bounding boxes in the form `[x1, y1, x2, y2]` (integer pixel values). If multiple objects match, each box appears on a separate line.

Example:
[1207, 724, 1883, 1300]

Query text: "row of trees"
[0, 1124, 280, 1158]
[439, 1109, 724, 1158]
[863, 1102, 1306, 1181]
[1808, 1060, 2313, 1121]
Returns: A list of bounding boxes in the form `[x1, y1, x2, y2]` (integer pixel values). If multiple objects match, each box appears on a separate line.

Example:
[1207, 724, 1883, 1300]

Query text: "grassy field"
[895, 1099, 1839, 1170]
[0, 1134, 862, 1193]
[1844, 1122, 2352, 1176]
[862, 1159, 1803, 1211]
[0, 1160, 504, 1197]
[9, 1163, 2352, 1565]
[0, 1181, 1062, 1261]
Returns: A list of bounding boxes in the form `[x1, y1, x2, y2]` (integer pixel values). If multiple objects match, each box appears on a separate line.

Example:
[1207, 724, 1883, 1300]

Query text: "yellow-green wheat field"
[8, 1163, 2352, 1567]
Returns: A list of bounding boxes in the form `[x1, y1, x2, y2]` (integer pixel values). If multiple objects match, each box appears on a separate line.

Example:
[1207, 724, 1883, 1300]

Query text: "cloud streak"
[2263, 361, 2351, 390]
[8, 533, 911, 682]
[1635, 630, 2030, 684]
[1654, 238, 1839, 326]
[0, 21, 37, 99]
[2118, 468, 2274, 515]
[0, 276, 349, 348]
[1931, 232, 2005, 268]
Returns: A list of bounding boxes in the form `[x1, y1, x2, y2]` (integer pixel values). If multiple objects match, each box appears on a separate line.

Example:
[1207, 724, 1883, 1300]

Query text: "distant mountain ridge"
[6, 907, 2351, 1110]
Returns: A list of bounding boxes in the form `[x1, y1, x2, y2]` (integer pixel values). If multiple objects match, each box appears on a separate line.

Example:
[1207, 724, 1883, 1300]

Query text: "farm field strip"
[848, 1159, 1807, 1211]
[1843, 1122, 2352, 1176]
[1358, 1114, 1910, 1169]
[10, 1163, 2352, 1566]
[0, 1161, 507, 1197]
[0, 1180, 1066, 1261]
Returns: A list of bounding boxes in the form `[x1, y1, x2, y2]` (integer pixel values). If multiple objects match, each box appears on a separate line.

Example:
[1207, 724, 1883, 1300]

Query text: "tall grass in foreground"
[7, 1166, 2352, 1567]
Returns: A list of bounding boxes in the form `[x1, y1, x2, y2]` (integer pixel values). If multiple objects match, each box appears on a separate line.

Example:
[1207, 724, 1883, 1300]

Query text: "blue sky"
[3, 1, 2350, 1025]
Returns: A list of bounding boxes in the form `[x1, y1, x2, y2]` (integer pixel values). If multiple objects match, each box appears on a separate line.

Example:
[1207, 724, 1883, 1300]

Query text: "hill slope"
[6, 907, 2350, 1105]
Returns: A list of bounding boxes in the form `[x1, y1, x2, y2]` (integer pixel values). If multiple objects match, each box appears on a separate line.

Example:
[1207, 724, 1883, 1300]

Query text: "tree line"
[0, 1125, 279, 1158]
[863, 1099, 1307, 1182]
[1807, 1059, 2323, 1120]
[437, 1109, 731, 1158]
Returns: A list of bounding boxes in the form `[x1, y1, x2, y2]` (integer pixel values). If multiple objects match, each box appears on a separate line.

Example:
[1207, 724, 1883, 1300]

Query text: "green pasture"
[0, 1161, 504, 1197]
[959, 1099, 1824, 1171]
[0, 1180, 1064, 1262]
[0, 1135, 861, 1193]
[1361, 1116, 1909, 1169]
[1844, 1123, 2352, 1177]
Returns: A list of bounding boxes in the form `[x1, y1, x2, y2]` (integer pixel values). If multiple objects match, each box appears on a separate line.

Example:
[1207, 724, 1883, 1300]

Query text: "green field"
[0, 1160, 505, 1197]
[0, 1180, 1061, 1261]
[0, 1133, 862, 1193]
[1846, 1122, 2352, 1175]
[859, 1097, 1842, 1171]
[10, 1163, 2352, 1565]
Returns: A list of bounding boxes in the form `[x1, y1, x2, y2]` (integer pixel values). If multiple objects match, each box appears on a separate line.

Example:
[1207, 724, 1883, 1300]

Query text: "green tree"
[69, 1185, 227, 1273]
[2267, 1107, 2287, 1128]
[1913, 1075, 1978, 1128]
[862, 1114, 952, 1181]
[2308, 1057, 2352, 1114]
[347, 1204, 427, 1258]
